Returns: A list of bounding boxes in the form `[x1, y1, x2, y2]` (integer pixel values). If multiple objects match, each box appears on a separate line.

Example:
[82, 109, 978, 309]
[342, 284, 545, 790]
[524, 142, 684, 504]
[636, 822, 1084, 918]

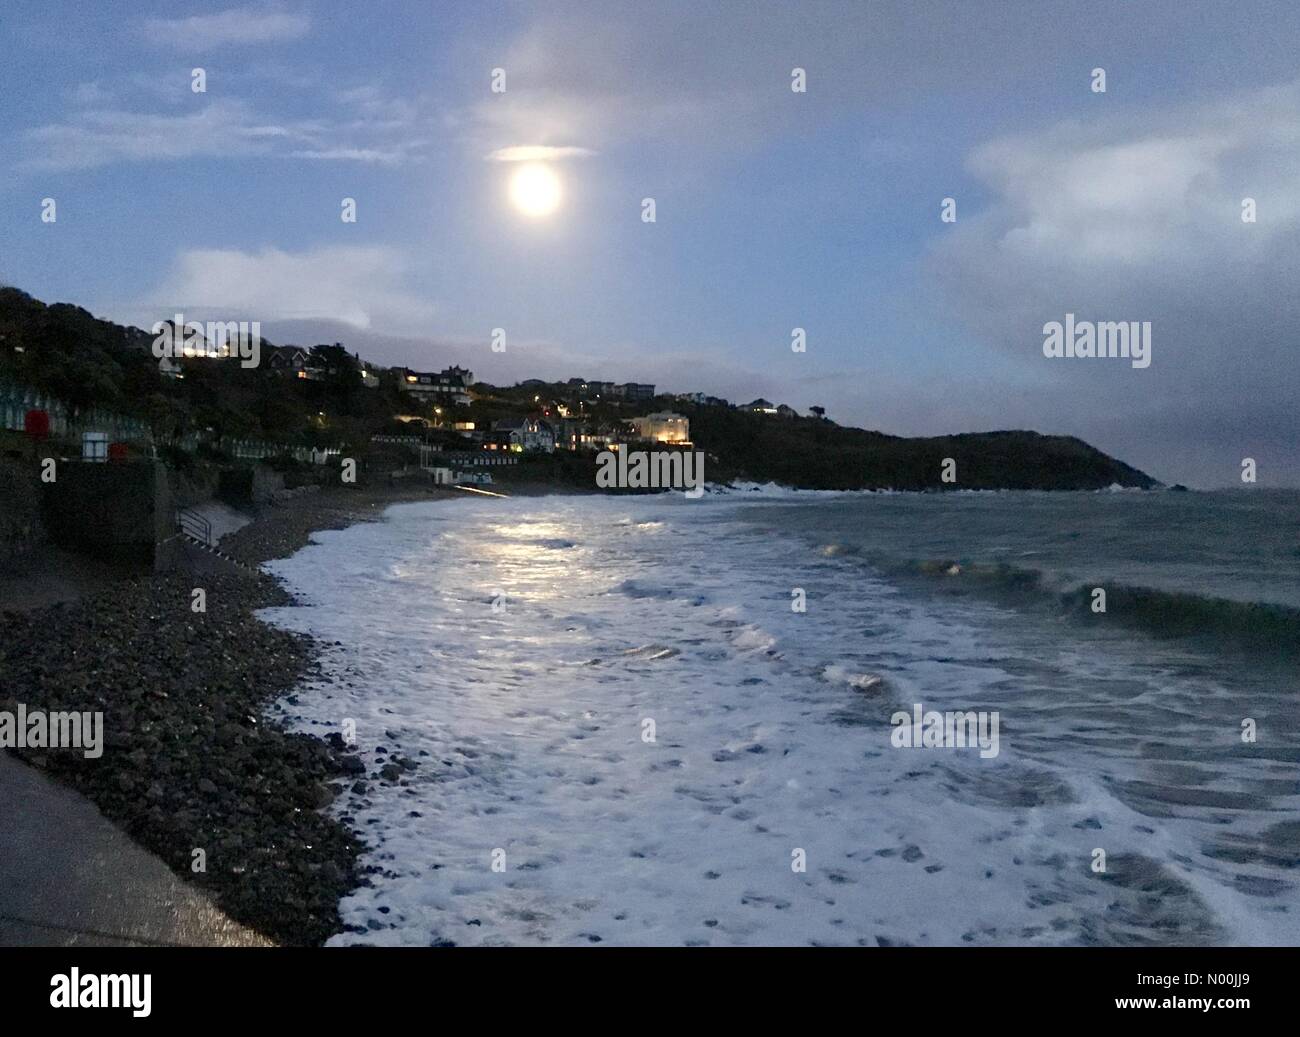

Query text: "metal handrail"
[176, 506, 212, 546]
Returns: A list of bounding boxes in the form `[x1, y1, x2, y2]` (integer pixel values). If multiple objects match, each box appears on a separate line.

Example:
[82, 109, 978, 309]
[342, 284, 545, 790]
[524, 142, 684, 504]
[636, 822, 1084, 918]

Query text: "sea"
[258, 486, 1300, 946]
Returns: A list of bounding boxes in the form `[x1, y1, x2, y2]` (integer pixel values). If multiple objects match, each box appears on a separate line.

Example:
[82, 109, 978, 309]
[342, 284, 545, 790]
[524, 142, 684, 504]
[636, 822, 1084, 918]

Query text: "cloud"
[487, 145, 596, 163]
[68, 81, 113, 106]
[290, 146, 410, 165]
[141, 5, 310, 50]
[457, 0, 1128, 166]
[332, 85, 422, 125]
[19, 95, 426, 172]
[930, 79, 1300, 485]
[457, 4, 809, 164]
[20, 100, 294, 171]
[134, 246, 437, 335]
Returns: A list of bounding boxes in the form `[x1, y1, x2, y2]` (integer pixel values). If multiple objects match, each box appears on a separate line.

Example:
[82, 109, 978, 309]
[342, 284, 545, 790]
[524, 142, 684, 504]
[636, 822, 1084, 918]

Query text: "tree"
[145, 393, 187, 440]
[310, 344, 362, 415]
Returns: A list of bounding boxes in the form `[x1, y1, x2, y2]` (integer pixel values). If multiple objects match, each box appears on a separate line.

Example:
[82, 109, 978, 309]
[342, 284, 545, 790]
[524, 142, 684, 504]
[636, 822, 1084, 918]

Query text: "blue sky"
[3, 0, 1299, 485]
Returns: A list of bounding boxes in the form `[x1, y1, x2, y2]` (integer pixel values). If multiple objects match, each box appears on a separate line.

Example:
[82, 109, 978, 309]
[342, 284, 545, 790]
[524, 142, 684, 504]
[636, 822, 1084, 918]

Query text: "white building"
[629, 411, 691, 444]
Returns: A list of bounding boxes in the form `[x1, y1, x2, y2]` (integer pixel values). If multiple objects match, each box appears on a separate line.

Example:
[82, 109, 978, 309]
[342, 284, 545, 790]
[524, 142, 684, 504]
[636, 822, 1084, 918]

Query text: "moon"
[509, 162, 562, 218]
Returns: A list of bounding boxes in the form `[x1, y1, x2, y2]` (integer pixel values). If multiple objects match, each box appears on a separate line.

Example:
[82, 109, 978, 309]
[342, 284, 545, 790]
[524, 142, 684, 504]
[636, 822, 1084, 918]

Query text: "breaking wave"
[894, 559, 1300, 657]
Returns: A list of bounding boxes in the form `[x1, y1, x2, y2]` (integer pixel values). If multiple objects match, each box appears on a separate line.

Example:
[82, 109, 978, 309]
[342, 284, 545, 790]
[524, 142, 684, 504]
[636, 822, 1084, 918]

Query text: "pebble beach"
[0, 484, 458, 946]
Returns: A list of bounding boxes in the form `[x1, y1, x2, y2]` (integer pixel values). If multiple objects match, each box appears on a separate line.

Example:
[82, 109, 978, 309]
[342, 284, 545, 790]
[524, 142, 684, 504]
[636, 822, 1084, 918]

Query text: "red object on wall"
[108, 442, 129, 463]
[24, 409, 50, 439]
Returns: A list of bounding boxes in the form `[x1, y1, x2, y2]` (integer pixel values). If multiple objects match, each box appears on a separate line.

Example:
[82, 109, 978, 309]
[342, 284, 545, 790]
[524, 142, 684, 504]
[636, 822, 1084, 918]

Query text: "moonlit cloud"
[930, 79, 1300, 485]
[290, 146, 409, 164]
[67, 81, 112, 106]
[141, 5, 310, 50]
[487, 145, 596, 163]
[20, 96, 427, 172]
[134, 246, 437, 334]
[20, 101, 293, 171]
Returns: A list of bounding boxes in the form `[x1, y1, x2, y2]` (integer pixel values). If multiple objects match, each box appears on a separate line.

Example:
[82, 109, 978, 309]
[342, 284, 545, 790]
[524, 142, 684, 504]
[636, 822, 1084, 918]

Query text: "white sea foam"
[710, 481, 856, 498]
[259, 494, 1299, 946]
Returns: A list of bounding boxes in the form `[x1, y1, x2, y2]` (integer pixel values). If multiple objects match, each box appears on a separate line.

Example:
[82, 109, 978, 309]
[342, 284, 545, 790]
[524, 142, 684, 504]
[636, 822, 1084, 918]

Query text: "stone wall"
[42, 460, 171, 568]
[218, 466, 285, 505]
[0, 458, 43, 558]
[168, 465, 222, 508]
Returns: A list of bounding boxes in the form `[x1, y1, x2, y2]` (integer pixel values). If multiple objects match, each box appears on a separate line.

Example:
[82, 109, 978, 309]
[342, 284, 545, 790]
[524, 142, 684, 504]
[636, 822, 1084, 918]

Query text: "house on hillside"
[551, 418, 638, 451]
[618, 382, 656, 401]
[492, 416, 555, 453]
[630, 411, 691, 444]
[268, 346, 325, 381]
[401, 367, 473, 406]
[584, 425, 625, 450]
[743, 398, 778, 415]
[553, 416, 589, 451]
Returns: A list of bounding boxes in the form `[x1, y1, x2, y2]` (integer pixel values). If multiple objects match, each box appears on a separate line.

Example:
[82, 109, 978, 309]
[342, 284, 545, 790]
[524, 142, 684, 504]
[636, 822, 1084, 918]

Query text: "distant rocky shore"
[0, 484, 457, 945]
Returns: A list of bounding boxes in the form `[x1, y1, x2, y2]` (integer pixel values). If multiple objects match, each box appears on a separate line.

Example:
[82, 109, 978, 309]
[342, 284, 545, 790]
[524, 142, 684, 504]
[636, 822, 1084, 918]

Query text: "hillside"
[681, 406, 1159, 490]
[0, 286, 402, 454]
[0, 286, 1158, 490]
